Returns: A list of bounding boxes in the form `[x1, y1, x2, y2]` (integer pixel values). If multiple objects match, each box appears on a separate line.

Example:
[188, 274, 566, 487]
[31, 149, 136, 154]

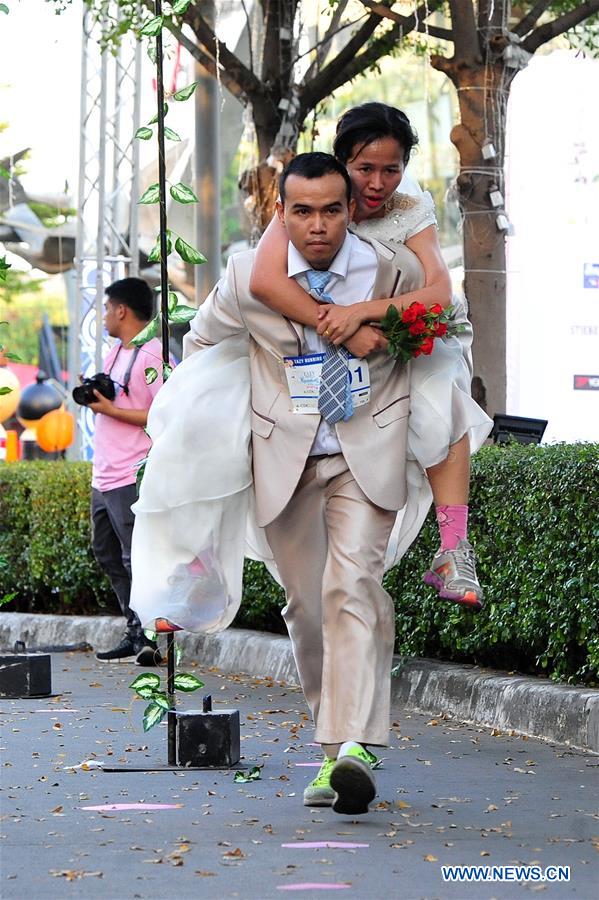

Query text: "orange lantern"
[35, 408, 75, 453]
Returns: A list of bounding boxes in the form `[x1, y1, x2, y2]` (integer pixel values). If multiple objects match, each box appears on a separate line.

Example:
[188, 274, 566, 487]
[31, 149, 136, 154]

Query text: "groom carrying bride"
[183, 152, 424, 816]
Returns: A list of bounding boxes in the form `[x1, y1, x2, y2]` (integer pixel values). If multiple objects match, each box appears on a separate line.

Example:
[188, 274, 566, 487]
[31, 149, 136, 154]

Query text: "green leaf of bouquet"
[0, 5, 10, 16]
[0, 387, 13, 395]
[164, 126, 181, 142]
[130, 672, 161, 693]
[143, 700, 168, 732]
[168, 304, 197, 325]
[173, 673, 204, 693]
[172, 0, 191, 14]
[148, 103, 169, 125]
[131, 315, 159, 347]
[0, 165, 11, 180]
[145, 366, 158, 385]
[173, 81, 198, 102]
[3, 351, 21, 361]
[135, 126, 153, 141]
[170, 182, 198, 204]
[175, 237, 206, 265]
[140, 14, 163, 37]
[138, 183, 160, 205]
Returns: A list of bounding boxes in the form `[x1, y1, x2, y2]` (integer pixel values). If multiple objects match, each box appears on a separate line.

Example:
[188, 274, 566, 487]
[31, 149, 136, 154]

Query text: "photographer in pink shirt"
[86, 278, 164, 666]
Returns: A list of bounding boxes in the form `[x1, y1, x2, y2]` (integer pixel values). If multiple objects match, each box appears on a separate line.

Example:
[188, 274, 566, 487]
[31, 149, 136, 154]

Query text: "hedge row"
[1, 444, 597, 684]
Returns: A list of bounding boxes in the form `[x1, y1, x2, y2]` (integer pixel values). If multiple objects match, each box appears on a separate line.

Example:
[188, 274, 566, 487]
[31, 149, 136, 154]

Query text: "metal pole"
[194, 0, 221, 304]
[154, 0, 176, 767]
[129, 7, 143, 277]
[95, 22, 109, 373]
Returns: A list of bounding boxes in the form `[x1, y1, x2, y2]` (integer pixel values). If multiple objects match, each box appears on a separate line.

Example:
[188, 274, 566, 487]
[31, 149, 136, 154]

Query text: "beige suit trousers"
[265, 454, 397, 747]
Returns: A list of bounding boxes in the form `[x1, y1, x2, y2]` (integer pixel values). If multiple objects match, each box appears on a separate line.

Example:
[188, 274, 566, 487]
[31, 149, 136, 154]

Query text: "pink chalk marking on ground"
[294, 762, 322, 767]
[277, 884, 351, 892]
[80, 803, 183, 811]
[281, 842, 369, 850]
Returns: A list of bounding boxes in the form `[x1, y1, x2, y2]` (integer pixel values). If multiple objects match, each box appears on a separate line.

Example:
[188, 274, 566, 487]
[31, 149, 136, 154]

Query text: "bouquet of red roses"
[380, 301, 464, 363]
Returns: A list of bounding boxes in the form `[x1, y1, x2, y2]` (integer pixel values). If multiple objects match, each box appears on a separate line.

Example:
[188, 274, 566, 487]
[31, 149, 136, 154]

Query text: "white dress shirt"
[287, 232, 377, 455]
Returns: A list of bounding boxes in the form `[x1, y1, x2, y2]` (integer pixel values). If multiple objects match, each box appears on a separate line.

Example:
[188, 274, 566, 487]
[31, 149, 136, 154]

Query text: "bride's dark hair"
[333, 102, 418, 166]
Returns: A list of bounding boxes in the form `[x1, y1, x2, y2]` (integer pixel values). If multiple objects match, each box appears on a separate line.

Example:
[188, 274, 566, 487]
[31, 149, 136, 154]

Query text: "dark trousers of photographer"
[91, 483, 143, 640]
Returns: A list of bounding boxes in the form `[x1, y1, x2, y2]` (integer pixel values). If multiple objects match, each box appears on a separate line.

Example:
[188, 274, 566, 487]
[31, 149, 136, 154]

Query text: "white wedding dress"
[130, 191, 492, 634]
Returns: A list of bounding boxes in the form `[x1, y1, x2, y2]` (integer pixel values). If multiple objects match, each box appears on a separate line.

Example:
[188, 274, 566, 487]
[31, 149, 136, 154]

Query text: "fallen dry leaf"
[424, 854, 438, 862]
[222, 848, 246, 859]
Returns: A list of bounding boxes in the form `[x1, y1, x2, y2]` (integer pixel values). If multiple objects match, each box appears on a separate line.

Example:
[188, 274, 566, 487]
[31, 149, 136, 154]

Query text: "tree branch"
[447, 0, 480, 63]
[512, 1, 551, 38]
[522, 0, 599, 53]
[304, 0, 352, 82]
[303, 0, 444, 111]
[163, 20, 246, 101]
[182, 6, 263, 98]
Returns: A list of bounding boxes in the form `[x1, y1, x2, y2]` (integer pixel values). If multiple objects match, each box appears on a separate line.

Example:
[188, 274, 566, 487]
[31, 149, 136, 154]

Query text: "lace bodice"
[352, 190, 437, 245]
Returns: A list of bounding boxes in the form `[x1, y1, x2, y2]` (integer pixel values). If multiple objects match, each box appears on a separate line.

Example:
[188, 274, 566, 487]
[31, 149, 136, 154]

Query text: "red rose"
[412, 302, 427, 318]
[402, 304, 419, 323]
[420, 336, 435, 355]
[409, 319, 427, 336]
[429, 303, 443, 315]
[433, 321, 448, 337]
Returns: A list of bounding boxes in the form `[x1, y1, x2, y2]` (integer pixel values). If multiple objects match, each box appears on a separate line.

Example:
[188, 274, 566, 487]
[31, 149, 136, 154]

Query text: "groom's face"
[276, 173, 355, 269]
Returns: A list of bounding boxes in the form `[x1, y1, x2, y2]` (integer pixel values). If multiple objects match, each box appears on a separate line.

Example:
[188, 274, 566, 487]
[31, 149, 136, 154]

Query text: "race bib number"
[284, 353, 370, 414]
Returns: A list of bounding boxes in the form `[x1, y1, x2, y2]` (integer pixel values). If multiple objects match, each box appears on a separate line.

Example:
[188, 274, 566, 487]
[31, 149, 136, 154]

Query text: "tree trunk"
[433, 57, 515, 416]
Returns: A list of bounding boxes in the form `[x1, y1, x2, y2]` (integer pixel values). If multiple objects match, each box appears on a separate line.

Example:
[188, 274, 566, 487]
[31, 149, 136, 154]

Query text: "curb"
[1, 612, 597, 753]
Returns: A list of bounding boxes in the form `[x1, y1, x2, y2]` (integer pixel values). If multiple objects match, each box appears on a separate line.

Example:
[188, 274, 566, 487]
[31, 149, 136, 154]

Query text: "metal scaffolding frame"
[69, 2, 142, 459]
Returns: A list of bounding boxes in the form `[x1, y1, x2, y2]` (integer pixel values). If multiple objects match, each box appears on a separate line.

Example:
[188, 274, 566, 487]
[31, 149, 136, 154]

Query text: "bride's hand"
[316, 303, 364, 344]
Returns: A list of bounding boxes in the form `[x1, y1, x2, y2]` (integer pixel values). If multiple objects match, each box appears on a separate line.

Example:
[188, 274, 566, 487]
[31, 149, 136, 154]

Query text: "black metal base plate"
[101, 763, 248, 773]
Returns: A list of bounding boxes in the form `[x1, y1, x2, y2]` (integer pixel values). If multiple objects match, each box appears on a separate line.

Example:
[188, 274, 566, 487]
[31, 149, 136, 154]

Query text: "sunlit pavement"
[1, 653, 597, 899]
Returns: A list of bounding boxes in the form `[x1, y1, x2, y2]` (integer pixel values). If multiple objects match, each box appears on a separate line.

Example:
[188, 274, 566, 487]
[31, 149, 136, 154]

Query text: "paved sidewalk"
[1, 652, 597, 899]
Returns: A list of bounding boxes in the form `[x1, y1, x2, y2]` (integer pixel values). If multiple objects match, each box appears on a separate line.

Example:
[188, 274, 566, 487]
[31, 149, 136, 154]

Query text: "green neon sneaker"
[303, 756, 336, 807]
[330, 742, 377, 815]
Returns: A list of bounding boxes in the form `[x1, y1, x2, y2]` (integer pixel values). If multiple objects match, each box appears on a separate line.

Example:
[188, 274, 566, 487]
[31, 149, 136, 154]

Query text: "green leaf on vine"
[173, 81, 198, 102]
[143, 700, 168, 732]
[145, 366, 158, 385]
[130, 672, 161, 693]
[172, 0, 191, 14]
[173, 673, 205, 692]
[0, 5, 9, 15]
[140, 14, 163, 37]
[147, 241, 162, 263]
[163, 363, 173, 382]
[148, 103, 168, 125]
[138, 183, 160, 205]
[170, 182, 198, 204]
[164, 126, 181, 142]
[152, 692, 170, 711]
[131, 315, 159, 346]
[135, 126, 153, 141]
[169, 305, 197, 325]
[175, 237, 206, 265]
[168, 291, 179, 313]
[134, 684, 159, 700]
[0, 165, 11, 180]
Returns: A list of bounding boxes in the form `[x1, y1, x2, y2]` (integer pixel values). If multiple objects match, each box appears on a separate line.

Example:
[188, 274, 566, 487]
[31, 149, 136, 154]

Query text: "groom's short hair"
[279, 152, 352, 205]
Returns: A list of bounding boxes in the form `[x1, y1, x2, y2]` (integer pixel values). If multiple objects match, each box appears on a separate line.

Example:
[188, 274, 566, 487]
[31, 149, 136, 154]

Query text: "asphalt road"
[1, 652, 597, 899]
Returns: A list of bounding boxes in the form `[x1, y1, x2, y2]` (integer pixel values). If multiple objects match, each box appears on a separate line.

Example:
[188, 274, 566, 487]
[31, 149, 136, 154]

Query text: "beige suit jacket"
[183, 236, 424, 527]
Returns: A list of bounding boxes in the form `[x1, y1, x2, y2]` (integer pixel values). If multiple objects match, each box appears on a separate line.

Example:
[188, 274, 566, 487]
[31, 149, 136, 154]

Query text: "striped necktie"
[306, 269, 353, 426]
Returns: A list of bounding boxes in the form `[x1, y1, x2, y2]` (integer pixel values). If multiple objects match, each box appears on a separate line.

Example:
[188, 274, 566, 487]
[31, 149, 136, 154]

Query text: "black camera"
[72, 373, 116, 406]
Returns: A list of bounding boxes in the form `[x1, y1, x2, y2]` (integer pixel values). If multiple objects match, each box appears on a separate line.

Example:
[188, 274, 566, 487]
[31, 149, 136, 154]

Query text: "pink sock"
[436, 505, 468, 550]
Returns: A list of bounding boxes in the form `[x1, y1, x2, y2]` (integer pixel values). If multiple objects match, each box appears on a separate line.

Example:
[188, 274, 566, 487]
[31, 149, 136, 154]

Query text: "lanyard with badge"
[284, 352, 370, 414]
[283, 268, 371, 415]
